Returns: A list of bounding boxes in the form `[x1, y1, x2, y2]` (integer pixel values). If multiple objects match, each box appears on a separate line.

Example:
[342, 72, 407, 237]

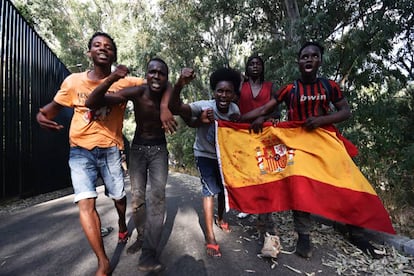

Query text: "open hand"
[36, 111, 64, 131]
[161, 108, 178, 134]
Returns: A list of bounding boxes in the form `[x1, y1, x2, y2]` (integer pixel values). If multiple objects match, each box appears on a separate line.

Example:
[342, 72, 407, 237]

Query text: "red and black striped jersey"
[274, 78, 344, 121]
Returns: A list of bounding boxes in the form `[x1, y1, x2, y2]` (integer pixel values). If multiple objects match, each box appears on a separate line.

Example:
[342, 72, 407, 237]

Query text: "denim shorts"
[69, 146, 126, 203]
[196, 156, 224, 197]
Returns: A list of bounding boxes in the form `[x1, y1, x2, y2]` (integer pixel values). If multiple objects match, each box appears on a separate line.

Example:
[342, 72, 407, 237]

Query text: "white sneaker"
[237, 212, 250, 219]
[261, 232, 281, 258]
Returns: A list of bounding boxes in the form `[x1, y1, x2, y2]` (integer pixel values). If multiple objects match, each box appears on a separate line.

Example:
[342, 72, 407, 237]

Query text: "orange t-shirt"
[53, 71, 144, 150]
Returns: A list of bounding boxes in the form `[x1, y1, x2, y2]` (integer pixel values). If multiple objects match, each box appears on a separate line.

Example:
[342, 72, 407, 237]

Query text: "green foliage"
[13, 0, 158, 73]
[166, 118, 196, 171]
[344, 81, 414, 208]
[13, 0, 414, 231]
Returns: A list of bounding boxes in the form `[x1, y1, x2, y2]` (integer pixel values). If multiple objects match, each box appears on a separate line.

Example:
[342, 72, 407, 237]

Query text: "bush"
[343, 82, 414, 236]
[167, 117, 197, 173]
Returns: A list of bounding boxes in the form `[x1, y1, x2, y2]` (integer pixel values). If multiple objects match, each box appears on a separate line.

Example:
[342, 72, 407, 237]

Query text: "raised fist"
[178, 68, 196, 85]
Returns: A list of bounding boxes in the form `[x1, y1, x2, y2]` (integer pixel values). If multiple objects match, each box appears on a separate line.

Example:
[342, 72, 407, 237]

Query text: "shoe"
[295, 233, 312, 258]
[261, 232, 281, 258]
[127, 238, 143, 254]
[349, 235, 383, 259]
[237, 212, 250, 219]
[100, 226, 113, 237]
[138, 258, 164, 272]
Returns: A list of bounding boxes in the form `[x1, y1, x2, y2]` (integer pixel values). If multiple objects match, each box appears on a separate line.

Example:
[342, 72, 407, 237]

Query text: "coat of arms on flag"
[216, 120, 395, 234]
[255, 136, 295, 174]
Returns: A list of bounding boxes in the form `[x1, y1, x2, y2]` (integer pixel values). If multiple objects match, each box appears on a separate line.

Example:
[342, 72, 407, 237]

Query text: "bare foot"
[96, 258, 111, 276]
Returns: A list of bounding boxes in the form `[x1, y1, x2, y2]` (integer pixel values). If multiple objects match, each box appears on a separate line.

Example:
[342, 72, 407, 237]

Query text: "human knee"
[77, 198, 96, 213]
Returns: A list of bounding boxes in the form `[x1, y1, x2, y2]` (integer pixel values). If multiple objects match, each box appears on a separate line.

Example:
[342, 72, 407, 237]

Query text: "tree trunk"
[284, 0, 300, 43]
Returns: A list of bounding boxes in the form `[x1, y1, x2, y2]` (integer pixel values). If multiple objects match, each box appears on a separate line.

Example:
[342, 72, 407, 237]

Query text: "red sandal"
[118, 230, 129, 243]
[206, 243, 221, 257]
[214, 218, 231, 233]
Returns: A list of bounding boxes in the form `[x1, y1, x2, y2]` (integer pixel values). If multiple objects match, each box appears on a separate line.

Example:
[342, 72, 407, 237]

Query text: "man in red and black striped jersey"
[240, 42, 381, 259]
[241, 42, 351, 133]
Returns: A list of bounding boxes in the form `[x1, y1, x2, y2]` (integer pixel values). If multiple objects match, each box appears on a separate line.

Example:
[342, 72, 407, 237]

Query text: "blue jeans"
[69, 146, 125, 203]
[129, 143, 169, 260]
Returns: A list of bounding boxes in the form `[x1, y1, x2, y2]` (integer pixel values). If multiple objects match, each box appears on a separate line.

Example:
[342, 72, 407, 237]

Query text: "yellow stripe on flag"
[216, 121, 395, 234]
[217, 122, 375, 195]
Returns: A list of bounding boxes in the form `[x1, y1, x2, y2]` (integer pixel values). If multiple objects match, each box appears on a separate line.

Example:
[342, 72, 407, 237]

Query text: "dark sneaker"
[127, 238, 143, 254]
[349, 235, 383, 259]
[138, 258, 164, 272]
[100, 226, 113, 237]
[295, 233, 312, 258]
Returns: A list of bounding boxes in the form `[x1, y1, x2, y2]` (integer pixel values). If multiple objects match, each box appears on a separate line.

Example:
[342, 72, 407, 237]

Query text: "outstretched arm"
[183, 108, 214, 128]
[168, 68, 196, 121]
[36, 101, 65, 131]
[303, 98, 351, 130]
[250, 83, 281, 132]
[240, 98, 278, 122]
[85, 65, 130, 109]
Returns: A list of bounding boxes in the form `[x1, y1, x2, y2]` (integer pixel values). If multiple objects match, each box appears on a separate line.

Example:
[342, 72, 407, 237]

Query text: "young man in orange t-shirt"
[36, 32, 176, 275]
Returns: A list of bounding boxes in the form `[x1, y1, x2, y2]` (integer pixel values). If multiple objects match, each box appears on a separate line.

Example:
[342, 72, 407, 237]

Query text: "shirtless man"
[86, 57, 175, 272]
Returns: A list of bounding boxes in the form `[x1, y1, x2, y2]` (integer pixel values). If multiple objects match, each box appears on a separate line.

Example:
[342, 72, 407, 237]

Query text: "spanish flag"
[216, 120, 395, 234]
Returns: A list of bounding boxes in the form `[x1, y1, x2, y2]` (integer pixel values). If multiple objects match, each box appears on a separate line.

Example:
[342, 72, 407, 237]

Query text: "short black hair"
[88, 32, 117, 62]
[147, 57, 169, 75]
[298, 41, 324, 60]
[209, 67, 240, 94]
[245, 54, 265, 82]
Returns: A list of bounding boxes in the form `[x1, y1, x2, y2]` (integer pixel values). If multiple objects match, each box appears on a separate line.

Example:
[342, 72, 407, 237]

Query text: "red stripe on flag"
[225, 176, 395, 234]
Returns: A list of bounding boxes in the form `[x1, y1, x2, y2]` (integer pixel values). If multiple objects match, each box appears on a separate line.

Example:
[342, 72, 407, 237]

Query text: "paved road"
[0, 172, 413, 276]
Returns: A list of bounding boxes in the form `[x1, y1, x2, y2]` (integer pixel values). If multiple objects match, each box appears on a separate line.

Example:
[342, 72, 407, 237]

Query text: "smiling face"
[298, 45, 322, 81]
[146, 60, 168, 93]
[87, 35, 116, 67]
[214, 80, 236, 113]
